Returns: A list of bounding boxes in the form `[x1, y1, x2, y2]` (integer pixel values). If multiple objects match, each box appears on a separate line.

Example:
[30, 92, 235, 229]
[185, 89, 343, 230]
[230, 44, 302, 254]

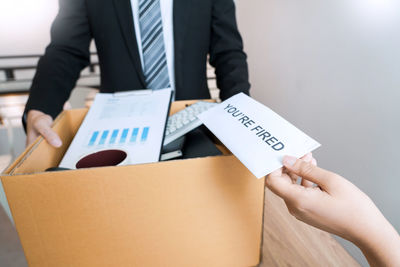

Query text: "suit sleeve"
[208, 0, 250, 100]
[24, 0, 92, 120]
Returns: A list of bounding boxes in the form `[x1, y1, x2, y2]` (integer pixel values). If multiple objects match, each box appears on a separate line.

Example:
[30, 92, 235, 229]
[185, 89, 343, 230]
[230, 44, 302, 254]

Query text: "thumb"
[283, 155, 336, 190]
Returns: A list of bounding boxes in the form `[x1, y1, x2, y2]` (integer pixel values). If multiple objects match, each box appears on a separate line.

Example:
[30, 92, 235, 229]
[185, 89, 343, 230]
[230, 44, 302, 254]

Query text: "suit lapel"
[173, 0, 192, 93]
[113, 0, 146, 87]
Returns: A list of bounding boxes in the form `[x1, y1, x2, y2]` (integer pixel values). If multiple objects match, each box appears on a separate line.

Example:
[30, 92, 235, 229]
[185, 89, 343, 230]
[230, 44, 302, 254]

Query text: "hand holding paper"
[198, 93, 321, 178]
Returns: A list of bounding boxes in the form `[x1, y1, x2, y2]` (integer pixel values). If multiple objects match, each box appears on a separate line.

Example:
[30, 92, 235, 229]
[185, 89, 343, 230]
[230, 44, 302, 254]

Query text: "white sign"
[198, 93, 321, 178]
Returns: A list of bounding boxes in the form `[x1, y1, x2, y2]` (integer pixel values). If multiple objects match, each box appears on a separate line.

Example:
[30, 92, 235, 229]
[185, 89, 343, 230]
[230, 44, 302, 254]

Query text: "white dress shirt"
[130, 0, 175, 92]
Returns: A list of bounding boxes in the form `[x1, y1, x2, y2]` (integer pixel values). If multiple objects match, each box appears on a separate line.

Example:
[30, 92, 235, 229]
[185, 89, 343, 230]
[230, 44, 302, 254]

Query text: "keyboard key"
[163, 101, 219, 145]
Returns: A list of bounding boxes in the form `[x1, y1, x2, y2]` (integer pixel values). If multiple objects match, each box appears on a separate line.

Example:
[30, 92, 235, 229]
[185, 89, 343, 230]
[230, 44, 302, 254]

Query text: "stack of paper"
[59, 89, 172, 169]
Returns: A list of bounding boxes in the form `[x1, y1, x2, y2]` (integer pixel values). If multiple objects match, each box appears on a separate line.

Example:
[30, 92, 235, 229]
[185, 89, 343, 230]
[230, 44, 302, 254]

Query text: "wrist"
[354, 219, 400, 266]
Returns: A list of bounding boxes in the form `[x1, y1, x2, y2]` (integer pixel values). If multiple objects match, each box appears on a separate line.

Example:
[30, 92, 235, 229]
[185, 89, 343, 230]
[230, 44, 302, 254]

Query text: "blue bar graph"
[141, 127, 150, 142]
[110, 129, 119, 144]
[88, 131, 99, 146]
[130, 128, 139, 143]
[89, 127, 151, 145]
[120, 128, 129, 144]
[99, 130, 109, 145]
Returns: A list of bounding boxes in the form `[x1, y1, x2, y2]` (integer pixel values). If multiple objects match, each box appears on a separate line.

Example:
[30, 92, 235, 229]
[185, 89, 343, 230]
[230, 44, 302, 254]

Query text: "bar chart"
[87, 127, 151, 147]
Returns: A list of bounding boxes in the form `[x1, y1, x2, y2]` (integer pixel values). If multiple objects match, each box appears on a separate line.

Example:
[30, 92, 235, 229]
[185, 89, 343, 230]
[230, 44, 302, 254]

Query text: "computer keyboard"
[163, 101, 218, 145]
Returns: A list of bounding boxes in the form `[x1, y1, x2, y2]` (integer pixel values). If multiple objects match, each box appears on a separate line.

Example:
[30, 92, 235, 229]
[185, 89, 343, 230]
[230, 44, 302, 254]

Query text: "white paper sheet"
[198, 93, 321, 178]
[60, 88, 172, 169]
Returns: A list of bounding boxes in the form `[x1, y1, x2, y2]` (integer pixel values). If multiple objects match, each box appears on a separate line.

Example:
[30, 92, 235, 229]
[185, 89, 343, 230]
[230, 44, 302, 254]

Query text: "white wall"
[0, 0, 58, 55]
[236, 0, 400, 265]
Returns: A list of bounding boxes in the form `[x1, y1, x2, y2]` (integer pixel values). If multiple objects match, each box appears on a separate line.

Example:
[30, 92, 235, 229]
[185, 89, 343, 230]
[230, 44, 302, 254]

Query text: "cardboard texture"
[1, 100, 265, 267]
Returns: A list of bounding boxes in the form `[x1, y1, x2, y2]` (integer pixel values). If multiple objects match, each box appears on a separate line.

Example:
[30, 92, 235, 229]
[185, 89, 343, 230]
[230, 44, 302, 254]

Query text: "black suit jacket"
[25, 0, 250, 119]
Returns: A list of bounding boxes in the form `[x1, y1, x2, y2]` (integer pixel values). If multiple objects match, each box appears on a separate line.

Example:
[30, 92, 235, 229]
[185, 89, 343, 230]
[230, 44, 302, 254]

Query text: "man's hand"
[26, 110, 62, 148]
[266, 154, 400, 267]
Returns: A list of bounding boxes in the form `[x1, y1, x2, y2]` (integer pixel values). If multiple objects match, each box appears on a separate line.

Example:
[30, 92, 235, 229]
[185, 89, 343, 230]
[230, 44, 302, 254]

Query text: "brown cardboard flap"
[9, 109, 88, 175]
[3, 156, 264, 267]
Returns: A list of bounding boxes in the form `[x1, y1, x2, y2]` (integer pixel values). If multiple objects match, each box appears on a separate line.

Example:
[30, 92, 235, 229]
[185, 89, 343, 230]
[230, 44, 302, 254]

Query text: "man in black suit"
[24, 0, 250, 147]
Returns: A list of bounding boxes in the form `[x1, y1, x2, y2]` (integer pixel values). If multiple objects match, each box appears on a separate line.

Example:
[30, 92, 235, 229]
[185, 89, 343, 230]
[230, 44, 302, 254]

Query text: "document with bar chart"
[59, 88, 172, 169]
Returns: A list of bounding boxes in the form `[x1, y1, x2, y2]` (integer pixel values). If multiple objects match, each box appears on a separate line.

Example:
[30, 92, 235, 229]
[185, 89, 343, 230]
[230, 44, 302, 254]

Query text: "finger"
[301, 178, 314, 188]
[282, 155, 337, 190]
[33, 116, 62, 147]
[287, 171, 298, 184]
[294, 152, 314, 187]
[300, 154, 314, 187]
[266, 169, 304, 201]
[283, 167, 299, 184]
[300, 153, 312, 162]
[63, 101, 72, 110]
[269, 166, 283, 177]
[311, 158, 317, 166]
[26, 131, 39, 147]
[26, 121, 41, 147]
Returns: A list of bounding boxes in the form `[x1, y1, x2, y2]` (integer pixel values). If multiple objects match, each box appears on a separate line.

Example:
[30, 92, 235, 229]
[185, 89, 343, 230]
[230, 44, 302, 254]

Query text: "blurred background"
[236, 0, 400, 265]
[0, 0, 100, 167]
[1, 0, 399, 266]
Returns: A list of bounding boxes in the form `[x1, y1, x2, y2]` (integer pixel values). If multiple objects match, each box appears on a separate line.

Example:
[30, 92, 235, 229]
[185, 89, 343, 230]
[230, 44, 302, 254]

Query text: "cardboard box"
[1, 100, 265, 267]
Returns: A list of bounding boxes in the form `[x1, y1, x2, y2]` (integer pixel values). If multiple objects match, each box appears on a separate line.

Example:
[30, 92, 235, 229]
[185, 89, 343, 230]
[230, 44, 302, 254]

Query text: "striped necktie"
[139, 0, 171, 90]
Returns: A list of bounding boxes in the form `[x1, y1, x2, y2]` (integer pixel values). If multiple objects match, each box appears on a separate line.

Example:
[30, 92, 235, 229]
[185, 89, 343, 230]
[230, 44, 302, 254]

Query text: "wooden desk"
[0, 189, 359, 266]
